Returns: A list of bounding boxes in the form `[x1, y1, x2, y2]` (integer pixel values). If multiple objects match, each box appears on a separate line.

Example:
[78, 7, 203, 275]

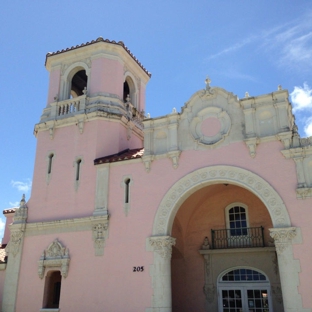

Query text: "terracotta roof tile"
[3, 208, 16, 215]
[94, 148, 144, 165]
[46, 37, 151, 77]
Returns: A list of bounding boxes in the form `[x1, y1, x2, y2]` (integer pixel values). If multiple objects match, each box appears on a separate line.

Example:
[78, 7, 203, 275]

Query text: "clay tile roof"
[94, 148, 144, 165]
[3, 208, 16, 215]
[46, 37, 151, 77]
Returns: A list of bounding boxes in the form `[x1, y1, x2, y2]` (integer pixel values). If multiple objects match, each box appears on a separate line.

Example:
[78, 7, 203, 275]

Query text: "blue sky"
[1, 1, 312, 240]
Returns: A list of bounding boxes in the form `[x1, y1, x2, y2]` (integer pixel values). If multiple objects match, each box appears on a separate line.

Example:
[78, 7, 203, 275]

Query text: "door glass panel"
[222, 289, 242, 312]
[247, 289, 269, 312]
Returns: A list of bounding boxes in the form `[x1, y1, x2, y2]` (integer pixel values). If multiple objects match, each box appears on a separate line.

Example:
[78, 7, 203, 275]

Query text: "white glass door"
[219, 286, 271, 312]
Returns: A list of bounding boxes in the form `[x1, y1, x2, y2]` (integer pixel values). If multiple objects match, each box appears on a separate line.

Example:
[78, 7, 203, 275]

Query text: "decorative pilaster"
[148, 236, 176, 312]
[269, 227, 308, 312]
[3, 195, 28, 312]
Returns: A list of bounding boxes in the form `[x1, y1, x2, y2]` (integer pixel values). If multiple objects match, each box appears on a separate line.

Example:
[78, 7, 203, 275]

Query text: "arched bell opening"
[171, 183, 283, 312]
[123, 76, 137, 108]
[70, 69, 87, 98]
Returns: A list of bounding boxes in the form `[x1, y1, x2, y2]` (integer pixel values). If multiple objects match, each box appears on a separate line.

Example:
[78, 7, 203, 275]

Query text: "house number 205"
[133, 266, 144, 272]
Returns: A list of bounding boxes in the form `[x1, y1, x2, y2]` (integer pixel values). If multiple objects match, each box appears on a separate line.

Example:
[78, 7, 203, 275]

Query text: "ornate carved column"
[269, 227, 307, 312]
[148, 236, 176, 312]
[3, 195, 28, 312]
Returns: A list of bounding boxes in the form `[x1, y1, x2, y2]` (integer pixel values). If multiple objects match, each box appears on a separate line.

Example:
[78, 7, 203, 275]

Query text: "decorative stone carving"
[203, 254, 211, 280]
[49, 125, 55, 140]
[78, 119, 85, 134]
[38, 239, 70, 279]
[272, 253, 278, 275]
[202, 237, 210, 250]
[296, 187, 312, 199]
[203, 284, 215, 303]
[92, 222, 109, 256]
[13, 194, 28, 224]
[149, 236, 176, 259]
[269, 227, 296, 255]
[190, 107, 231, 147]
[153, 166, 291, 236]
[7, 195, 28, 257]
[168, 151, 181, 169]
[204, 77, 214, 95]
[142, 155, 153, 173]
[8, 230, 24, 258]
[245, 137, 258, 158]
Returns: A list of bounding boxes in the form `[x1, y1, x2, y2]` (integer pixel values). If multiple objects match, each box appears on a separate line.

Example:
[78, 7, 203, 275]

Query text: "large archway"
[147, 166, 306, 312]
[152, 165, 291, 236]
[170, 183, 280, 312]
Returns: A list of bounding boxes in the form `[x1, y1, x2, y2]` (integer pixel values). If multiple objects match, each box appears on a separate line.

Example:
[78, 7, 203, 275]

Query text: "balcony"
[211, 226, 265, 249]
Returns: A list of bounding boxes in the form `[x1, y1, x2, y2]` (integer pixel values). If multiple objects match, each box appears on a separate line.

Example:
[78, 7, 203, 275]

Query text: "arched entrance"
[171, 182, 280, 312]
[148, 166, 303, 312]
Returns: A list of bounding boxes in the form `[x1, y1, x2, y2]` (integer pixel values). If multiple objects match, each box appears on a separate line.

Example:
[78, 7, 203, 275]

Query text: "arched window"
[123, 76, 137, 108]
[48, 153, 54, 175]
[225, 203, 250, 247]
[124, 178, 130, 204]
[76, 159, 82, 181]
[70, 70, 87, 98]
[42, 270, 62, 309]
[122, 176, 132, 216]
[123, 80, 130, 102]
[218, 267, 272, 312]
[225, 203, 249, 236]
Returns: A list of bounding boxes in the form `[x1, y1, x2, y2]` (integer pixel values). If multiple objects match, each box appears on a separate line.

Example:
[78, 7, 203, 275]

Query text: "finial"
[172, 107, 177, 114]
[82, 87, 87, 95]
[147, 113, 151, 118]
[245, 92, 250, 98]
[278, 85, 282, 91]
[205, 76, 211, 90]
[20, 194, 26, 207]
[126, 94, 130, 103]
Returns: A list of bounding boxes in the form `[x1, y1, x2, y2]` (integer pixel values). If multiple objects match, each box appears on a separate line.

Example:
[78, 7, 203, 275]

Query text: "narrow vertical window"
[125, 178, 130, 204]
[76, 159, 81, 181]
[48, 153, 54, 174]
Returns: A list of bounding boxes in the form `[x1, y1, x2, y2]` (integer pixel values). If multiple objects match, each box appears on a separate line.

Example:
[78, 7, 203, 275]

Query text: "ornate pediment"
[38, 239, 70, 279]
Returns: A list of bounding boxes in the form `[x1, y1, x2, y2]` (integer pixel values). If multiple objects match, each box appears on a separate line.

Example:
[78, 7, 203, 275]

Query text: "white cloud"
[0, 218, 5, 242]
[290, 83, 312, 112]
[0, 219, 5, 232]
[11, 179, 32, 193]
[304, 117, 312, 137]
[205, 12, 312, 71]
[9, 201, 19, 207]
[205, 36, 256, 61]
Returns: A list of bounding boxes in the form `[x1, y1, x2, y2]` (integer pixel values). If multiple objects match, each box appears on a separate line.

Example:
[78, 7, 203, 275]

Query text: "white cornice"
[25, 215, 109, 236]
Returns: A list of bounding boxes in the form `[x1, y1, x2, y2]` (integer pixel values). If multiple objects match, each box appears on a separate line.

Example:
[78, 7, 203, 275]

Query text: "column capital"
[269, 227, 297, 254]
[149, 236, 176, 259]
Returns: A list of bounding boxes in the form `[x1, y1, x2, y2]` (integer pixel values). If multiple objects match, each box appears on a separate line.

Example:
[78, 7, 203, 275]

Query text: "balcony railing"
[211, 226, 265, 249]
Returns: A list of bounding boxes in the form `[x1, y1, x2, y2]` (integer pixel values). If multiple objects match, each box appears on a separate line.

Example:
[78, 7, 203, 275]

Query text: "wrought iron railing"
[211, 226, 265, 249]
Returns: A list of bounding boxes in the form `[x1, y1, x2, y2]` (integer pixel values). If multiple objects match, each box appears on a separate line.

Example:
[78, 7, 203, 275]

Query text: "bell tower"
[29, 38, 151, 222]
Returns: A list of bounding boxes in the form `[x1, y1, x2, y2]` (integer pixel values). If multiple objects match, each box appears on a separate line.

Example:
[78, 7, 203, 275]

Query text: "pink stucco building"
[1, 37, 312, 312]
